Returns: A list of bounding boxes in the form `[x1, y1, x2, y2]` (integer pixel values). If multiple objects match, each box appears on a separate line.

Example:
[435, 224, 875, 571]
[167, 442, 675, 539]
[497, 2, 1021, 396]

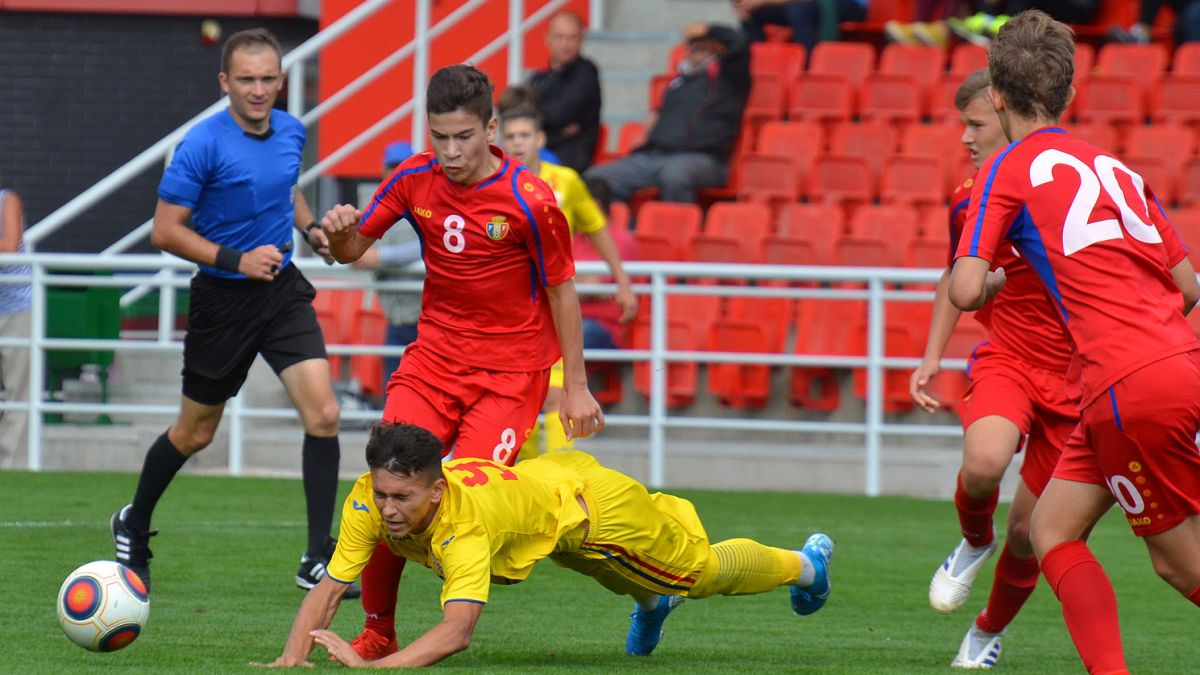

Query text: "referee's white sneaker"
[950, 623, 1004, 669]
[929, 537, 997, 613]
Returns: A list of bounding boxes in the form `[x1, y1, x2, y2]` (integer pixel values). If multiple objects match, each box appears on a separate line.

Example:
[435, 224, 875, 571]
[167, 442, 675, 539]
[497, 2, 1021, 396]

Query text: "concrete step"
[600, 0, 737, 33]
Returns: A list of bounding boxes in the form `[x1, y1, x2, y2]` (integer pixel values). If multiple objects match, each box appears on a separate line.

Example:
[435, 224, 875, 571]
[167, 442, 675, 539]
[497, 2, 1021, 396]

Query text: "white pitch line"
[0, 520, 306, 528]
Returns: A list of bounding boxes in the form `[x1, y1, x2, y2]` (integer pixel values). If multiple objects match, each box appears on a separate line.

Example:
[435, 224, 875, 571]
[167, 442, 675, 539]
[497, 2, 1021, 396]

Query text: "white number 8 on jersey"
[443, 214, 466, 253]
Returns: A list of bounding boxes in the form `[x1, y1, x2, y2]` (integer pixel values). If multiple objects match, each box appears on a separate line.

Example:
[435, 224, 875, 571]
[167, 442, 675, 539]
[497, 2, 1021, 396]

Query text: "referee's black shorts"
[182, 263, 327, 405]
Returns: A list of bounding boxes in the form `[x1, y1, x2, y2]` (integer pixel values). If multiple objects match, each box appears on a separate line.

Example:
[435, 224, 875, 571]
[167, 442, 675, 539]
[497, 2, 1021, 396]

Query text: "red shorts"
[959, 344, 1079, 496]
[383, 341, 550, 466]
[1053, 351, 1200, 537]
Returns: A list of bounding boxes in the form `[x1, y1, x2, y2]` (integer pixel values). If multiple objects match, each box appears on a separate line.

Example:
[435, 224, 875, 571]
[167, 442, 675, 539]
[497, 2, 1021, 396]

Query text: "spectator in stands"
[0, 182, 30, 468]
[584, 22, 750, 205]
[733, 0, 868, 51]
[352, 141, 424, 395]
[529, 10, 602, 174]
[1111, 0, 1200, 44]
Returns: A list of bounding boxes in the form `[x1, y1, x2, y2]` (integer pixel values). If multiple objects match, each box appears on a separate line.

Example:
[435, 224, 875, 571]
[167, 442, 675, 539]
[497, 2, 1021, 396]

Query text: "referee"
[110, 28, 357, 598]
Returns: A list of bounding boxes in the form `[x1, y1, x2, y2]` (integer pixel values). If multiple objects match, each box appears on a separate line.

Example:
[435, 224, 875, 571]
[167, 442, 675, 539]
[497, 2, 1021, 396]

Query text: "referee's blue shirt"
[158, 108, 305, 279]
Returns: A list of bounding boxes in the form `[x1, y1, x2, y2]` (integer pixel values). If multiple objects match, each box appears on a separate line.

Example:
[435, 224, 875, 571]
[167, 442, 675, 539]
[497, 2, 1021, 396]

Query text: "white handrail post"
[508, 0, 525, 85]
[413, 0, 432, 152]
[589, 0, 603, 30]
[648, 272, 667, 488]
[158, 266, 175, 344]
[865, 276, 884, 497]
[229, 392, 244, 476]
[288, 60, 306, 118]
[27, 261, 46, 470]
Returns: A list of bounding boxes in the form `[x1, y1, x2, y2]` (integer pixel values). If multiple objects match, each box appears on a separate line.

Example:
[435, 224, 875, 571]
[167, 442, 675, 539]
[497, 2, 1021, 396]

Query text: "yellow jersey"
[537, 162, 606, 235]
[327, 454, 589, 607]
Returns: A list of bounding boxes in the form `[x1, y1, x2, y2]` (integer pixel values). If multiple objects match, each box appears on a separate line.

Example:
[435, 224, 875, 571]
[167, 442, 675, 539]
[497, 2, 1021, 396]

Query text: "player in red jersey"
[949, 12, 1200, 673]
[910, 67, 1080, 669]
[320, 65, 604, 660]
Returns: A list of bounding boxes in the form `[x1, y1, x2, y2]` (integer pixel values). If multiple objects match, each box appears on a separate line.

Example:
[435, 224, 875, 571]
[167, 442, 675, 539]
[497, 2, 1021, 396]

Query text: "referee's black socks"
[301, 433, 341, 558]
[128, 431, 189, 532]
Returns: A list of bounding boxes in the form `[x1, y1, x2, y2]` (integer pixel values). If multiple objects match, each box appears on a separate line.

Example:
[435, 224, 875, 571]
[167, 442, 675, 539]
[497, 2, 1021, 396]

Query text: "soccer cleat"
[929, 538, 998, 613]
[625, 594, 684, 656]
[791, 533, 834, 616]
[950, 623, 1004, 669]
[111, 504, 156, 592]
[296, 537, 362, 599]
[349, 628, 400, 661]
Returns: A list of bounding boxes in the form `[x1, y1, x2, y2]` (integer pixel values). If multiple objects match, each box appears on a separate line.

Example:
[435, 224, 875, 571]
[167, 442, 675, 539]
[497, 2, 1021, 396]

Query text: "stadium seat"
[809, 154, 876, 212]
[607, 201, 631, 233]
[948, 43, 988, 77]
[879, 44, 946, 115]
[907, 235, 950, 271]
[633, 201, 702, 261]
[757, 120, 824, 192]
[649, 73, 673, 111]
[881, 155, 945, 208]
[751, 41, 806, 81]
[788, 73, 855, 124]
[667, 43, 687, 72]
[745, 73, 788, 128]
[349, 306, 389, 399]
[1126, 125, 1197, 175]
[631, 318, 700, 407]
[587, 361, 624, 406]
[1182, 157, 1200, 208]
[1068, 121, 1120, 153]
[929, 319, 987, 412]
[791, 299, 864, 411]
[1097, 43, 1169, 101]
[312, 288, 364, 381]
[901, 120, 966, 196]
[735, 153, 801, 206]
[842, 204, 918, 268]
[830, 120, 898, 181]
[859, 73, 923, 127]
[1074, 74, 1143, 129]
[1149, 75, 1200, 126]
[808, 41, 877, 87]
[1173, 42, 1200, 76]
[761, 203, 845, 269]
[1122, 155, 1174, 205]
[1170, 206, 1200, 247]
[1074, 42, 1095, 85]
[929, 75, 962, 123]
[707, 320, 774, 409]
[726, 296, 791, 352]
[850, 307, 921, 413]
[691, 201, 773, 263]
[615, 121, 647, 157]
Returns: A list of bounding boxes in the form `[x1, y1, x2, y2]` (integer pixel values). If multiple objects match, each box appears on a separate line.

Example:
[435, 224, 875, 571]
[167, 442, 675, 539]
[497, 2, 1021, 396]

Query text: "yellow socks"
[690, 538, 802, 598]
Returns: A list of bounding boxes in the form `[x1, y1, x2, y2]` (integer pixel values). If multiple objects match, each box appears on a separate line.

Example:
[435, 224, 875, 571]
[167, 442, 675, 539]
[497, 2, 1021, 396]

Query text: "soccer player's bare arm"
[320, 203, 374, 263]
[910, 269, 963, 413]
[1169, 257, 1200, 315]
[265, 575, 348, 667]
[321, 600, 484, 668]
[546, 279, 605, 439]
[948, 257, 1006, 312]
[150, 199, 281, 281]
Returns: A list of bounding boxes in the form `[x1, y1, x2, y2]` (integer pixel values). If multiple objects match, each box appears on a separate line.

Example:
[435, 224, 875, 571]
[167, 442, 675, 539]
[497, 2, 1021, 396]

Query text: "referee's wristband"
[214, 245, 243, 274]
[303, 221, 321, 248]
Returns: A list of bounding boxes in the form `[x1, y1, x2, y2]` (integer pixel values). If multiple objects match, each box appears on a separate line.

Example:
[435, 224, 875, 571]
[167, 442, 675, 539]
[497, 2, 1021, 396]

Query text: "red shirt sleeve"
[515, 169, 575, 287]
[956, 153, 1022, 265]
[1147, 186, 1189, 267]
[358, 155, 432, 239]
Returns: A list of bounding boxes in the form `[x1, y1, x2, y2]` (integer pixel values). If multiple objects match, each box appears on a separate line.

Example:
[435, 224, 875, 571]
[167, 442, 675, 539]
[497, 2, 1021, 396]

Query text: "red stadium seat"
[1126, 125, 1197, 175]
[791, 299, 864, 411]
[708, 297, 793, 408]
[1074, 74, 1143, 128]
[312, 288, 364, 380]
[667, 43, 687, 72]
[859, 73, 923, 127]
[1068, 121, 1120, 153]
[1150, 75, 1200, 126]
[901, 120, 967, 196]
[745, 73, 788, 128]
[735, 153, 801, 206]
[808, 41, 877, 87]
[830, 120, 898, 178]
[1170, 206, 1200, 248]
[1181, 158, 1200, 208]
[649, 73, 673, 111]
[810, 154, 876, 211]
[607, 201, 631, 233]
[1073, 42, 1095, 85]
[631, 318, 700, 407]
[1123, 155, 1175, 206]
[929, 75, 962, 122]
[633, 201, 702, 261]
[847, 203, 920, 240]
[850, 308, 921, 413]
[908, 236, 950, 270]
[616, 121, 647, 156]
[727, 296, 791, 352]
[881, 155, 945, 208]
[751, 41, 806, 80]
[691, 201, 773, 263]
[1173, 43, 1200, 76]
[879, 44, 946, 115]
[757, 120, 823, 192]
[349, 306, 389, 399]
[788, 73, 855, 123]
[949, 43, 988, 77]
[929, 319, 987, 412]
[761, 203, 845, 268]
[1097, 43, 1169, 83]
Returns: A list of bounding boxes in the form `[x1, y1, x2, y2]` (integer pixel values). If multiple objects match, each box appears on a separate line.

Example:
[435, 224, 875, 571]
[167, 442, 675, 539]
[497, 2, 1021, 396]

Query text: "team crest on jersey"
[523, 181, 535, 192]
[486, 215, 510, 241]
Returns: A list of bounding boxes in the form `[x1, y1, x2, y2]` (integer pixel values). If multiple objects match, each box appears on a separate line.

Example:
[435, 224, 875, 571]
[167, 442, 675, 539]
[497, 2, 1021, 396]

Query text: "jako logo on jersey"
[352, 500, 370, 513]
[413, 206, 433, 218]
[486, 215, 510, 241]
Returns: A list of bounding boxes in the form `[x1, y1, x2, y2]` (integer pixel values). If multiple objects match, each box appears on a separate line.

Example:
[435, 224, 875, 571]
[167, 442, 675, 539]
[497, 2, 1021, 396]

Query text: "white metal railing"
[3, 253, 967, 495]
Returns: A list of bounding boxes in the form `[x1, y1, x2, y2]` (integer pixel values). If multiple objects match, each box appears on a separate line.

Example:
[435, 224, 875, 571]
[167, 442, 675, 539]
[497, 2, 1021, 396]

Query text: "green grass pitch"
[2, 469, 1194, 673]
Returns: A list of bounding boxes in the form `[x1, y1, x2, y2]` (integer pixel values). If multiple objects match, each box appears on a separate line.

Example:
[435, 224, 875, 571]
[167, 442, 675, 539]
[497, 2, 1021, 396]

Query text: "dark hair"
[988, 10, 1075, 120]
[499, 105, 543, 131]
[497, 84, 543, 116]
[954, 68, 991, 111]
[365, 423, 443, 482]
[427, 65, 495, 123]
[221, 28, 283, 74]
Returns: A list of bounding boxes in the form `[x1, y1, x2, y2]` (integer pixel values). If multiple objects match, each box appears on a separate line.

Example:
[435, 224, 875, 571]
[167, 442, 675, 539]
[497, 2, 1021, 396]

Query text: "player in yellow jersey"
[500, 105, 638, 460]
[265, 423, 834, 667]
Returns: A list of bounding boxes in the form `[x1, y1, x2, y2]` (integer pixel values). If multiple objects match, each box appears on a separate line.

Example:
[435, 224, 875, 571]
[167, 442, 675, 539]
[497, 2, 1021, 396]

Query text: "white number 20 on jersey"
[1029, 149, 1162, 256]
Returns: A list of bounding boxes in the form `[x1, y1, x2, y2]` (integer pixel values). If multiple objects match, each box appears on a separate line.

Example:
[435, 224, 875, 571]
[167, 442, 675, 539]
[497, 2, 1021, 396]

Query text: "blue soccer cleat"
[791, 533, 834, 616]
[625, 594, 684, 656]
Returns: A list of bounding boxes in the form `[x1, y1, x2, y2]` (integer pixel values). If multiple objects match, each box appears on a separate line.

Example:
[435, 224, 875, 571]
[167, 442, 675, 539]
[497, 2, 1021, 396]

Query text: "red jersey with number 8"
[957, 127, 1195, 406]
[358, 146, 575, 372]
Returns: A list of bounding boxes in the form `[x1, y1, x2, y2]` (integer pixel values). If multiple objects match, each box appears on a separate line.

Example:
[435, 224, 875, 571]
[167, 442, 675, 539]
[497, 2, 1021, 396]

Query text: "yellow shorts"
[540, 451, 711, 598]
[549, 358, 564, 390]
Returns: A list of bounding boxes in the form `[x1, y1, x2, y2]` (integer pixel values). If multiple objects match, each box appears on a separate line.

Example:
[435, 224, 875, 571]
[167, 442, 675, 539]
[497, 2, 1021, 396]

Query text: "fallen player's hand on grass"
[311, 629, 366, 667]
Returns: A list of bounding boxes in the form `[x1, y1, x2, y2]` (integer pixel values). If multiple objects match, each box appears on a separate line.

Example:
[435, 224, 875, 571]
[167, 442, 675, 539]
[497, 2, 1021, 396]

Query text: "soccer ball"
[57, 561, 150, 652]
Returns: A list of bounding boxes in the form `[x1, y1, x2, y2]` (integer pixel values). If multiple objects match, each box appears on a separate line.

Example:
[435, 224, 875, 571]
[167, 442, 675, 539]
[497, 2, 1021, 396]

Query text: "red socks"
[359, 541, 407, 638]
[1188, 585, 1200, 608]
[1041, 540, 1126, 674]
[954, 473, 999, 548]
[976, 545, 1039, 634]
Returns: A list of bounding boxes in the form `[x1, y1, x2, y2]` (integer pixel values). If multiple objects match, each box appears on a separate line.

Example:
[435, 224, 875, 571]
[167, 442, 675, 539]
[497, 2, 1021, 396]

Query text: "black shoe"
[296, 537, 361, 599]
[111, 504, 156, 592]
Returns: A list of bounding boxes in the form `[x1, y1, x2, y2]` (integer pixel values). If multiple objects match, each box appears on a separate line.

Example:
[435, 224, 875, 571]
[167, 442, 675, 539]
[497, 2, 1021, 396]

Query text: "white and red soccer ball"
[57, 561, 150, 652]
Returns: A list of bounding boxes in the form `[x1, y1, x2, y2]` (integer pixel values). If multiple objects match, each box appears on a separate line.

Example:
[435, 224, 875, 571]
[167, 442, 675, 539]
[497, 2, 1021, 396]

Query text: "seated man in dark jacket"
[584, 22, 750, 204]
[530, 10, 603, 173]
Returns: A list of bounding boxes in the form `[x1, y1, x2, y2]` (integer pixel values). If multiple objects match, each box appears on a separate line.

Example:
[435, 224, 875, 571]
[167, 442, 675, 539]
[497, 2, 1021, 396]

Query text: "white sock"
[796, 551, 816, 587]
[636, 595, 662, 611]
